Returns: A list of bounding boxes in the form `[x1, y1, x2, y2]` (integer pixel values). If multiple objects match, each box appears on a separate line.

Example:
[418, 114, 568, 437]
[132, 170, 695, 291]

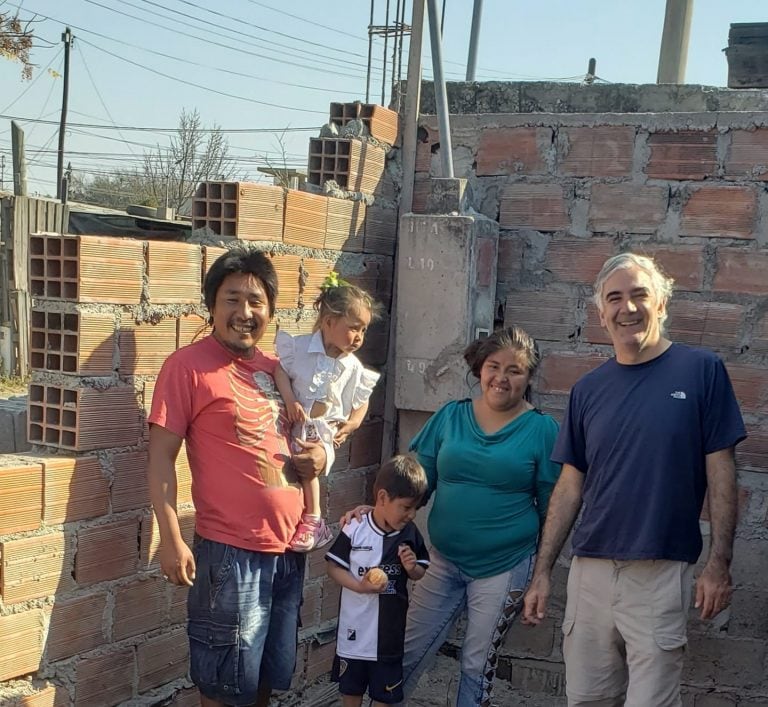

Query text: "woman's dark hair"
[312, 283, 382, 332]
[463, 326, 540, 379]
[374, 453, 428, 501]
[203, 245, 278, 318]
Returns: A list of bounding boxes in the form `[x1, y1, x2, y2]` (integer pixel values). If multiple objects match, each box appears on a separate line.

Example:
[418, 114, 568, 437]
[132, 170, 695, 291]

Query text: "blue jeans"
[401, 549, 534, 707]
[187, 536, 306, 706]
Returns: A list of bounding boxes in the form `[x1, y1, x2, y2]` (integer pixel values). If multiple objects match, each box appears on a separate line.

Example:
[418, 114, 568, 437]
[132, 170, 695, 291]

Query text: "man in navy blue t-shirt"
[522, 253, 746, 706]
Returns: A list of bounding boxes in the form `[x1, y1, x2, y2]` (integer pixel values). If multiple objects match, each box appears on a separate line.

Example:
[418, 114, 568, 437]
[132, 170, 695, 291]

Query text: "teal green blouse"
[409, 400, 561, 579]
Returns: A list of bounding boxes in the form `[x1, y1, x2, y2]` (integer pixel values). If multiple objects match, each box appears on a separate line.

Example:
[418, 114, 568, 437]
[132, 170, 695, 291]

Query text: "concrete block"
[29, 234, 144, 304]
[631, 244, 705, 292]
[1, 532, 75, 603]
[646, 130, 718, 180]
[544, 237, 615, 286]
[499, 184, 570, 232]
[726, 128, 768, 180]
[395, 214, 498, 412]
[74, 648, 135, 707]
[0, 609, 45, 681]
[113, 576, 167, 640]
[476, 127, 549, 176]
[28, 382, 143, 452]
[684, 633, 765, 688]
[0, 397, 30, 453]
[146, 240, 203, 304]
[137, 626, 189, 692]
[0, 459, 42, 535]
[505, 290, 580, 342]
[537, 353, 607, 395]
[558, 126, 634, 177]
[680, 186, 757, 239]
[46, 591, 107, 661]
[283, 189, 329, 248]
[30, 310, 116, 375]
[588, 184, 668, 235]
[424, 177, 468, 214]
[666, 301, 744, 352]
[75, 518, 139, 584]
[714, 248, 768, 295]
[724, 364, 768, 415]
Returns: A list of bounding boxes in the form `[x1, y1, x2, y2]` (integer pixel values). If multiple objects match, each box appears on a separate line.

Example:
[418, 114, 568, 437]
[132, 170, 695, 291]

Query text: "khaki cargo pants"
[562, 556, 694, 707]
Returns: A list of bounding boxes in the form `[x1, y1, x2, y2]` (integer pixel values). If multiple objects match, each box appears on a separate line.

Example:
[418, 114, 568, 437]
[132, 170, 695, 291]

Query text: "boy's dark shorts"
[331, 654, 404, 704]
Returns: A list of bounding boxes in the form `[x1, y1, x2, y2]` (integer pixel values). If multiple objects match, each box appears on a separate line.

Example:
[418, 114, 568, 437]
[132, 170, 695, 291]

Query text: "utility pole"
[11, 121, 26, 196]
[657, 0, 693, 84]
[466, 0, 483, 81]
[0, 154, 5, 191]
[56, 27, 74, 200]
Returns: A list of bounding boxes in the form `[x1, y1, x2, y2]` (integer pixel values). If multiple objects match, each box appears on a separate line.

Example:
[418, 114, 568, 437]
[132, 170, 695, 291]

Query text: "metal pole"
[657, 0, 694, 84]
[390, 0, 401, 102]
[398, 0, 425, 216]
[57, 27, 73, 200]
[11, 121, 26, 196]
[465, 0, 483, 81]
[366, 0, 375, 102]
[426, 0, 454, 177]
[381, 0, 390, 105]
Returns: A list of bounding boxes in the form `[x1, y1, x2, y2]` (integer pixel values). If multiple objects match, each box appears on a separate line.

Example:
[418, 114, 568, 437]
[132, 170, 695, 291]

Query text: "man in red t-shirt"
[147, 246, 332, 707]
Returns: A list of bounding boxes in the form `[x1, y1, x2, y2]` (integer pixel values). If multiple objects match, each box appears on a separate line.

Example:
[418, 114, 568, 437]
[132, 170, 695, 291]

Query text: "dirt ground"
[301, 654, 566, 706]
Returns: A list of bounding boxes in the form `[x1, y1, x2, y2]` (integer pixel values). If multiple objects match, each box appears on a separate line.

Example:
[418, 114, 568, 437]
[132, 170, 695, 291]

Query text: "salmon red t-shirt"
[149, 335, 304, 552]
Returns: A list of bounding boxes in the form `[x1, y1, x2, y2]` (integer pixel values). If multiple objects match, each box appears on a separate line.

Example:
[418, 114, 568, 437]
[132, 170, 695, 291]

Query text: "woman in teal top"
[403, 326, 561, 706]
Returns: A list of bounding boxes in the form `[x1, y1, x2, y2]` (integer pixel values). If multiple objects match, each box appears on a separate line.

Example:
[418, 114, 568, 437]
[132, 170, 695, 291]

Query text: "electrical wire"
[0, 111, 322, 134]
[1, 45, 62, 113]
[79, 0, 370, 80]
[68, 38, 331, 115]
[142, 0, 375, 65]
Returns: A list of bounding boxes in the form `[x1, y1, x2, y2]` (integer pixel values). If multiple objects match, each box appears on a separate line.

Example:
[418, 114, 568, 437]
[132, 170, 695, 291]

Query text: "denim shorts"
[187, 535, 306, 705]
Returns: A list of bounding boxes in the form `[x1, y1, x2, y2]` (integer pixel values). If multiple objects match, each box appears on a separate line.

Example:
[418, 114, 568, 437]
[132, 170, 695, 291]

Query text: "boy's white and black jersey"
[326, 512, 430, 661]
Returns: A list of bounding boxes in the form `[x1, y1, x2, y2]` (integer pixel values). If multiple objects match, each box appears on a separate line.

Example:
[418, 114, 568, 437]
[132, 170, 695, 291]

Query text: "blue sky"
[0, 0, 764, 198]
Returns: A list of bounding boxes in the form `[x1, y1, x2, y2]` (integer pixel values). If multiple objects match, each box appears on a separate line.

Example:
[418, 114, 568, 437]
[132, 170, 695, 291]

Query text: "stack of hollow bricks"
[0, 104, 399, 706]
[415, 101, 768, 701]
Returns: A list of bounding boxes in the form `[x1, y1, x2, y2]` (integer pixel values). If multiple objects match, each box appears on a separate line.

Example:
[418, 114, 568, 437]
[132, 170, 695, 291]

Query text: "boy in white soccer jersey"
[326, 454, 430, 707]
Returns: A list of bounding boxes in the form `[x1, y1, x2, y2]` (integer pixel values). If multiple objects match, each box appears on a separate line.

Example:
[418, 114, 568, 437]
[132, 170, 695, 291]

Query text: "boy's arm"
[398, 543, 427, 581]
[405, 565, 426, 581]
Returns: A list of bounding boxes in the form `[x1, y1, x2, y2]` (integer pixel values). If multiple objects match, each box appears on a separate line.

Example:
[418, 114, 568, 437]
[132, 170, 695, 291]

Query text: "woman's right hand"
[340, 505, 373, 527]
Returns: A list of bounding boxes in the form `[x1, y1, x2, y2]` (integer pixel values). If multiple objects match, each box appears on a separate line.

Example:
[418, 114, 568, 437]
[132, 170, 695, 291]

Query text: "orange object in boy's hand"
[363, 567, 388, 591]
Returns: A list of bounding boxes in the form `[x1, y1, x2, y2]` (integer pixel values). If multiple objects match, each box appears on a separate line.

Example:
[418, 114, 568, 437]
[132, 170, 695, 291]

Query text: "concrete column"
[656, 0, 694, 84]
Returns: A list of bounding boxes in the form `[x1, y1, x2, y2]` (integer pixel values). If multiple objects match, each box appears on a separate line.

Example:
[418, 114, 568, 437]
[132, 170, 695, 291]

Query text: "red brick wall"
[416, 108, 768, 701]
[2, 163, 395, 703]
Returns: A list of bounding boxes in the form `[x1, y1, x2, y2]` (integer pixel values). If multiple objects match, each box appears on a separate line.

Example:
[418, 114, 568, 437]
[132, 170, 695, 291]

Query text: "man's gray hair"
[593, 253, 675, 328]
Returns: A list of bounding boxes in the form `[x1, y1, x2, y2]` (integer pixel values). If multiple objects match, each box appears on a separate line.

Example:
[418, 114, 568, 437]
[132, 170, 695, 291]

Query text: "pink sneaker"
[289, 515, 333, 553]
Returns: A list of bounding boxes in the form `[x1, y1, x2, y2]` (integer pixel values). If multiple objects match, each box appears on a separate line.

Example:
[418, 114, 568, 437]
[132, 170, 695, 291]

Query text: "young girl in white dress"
[274, 273, 381, 551]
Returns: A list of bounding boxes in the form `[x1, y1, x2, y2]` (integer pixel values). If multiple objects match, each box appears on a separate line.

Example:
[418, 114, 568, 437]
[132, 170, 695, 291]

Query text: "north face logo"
[347, 629, 356, 641]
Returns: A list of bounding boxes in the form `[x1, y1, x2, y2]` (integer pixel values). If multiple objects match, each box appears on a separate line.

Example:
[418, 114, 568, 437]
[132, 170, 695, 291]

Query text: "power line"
[143, 0, 374, 65]
[1, 46, 63, 113]
[27, 37, 331, 116]
[0, 111, 322, 134]
[79, 0, 371, 80]
[243, 0, 369, 43]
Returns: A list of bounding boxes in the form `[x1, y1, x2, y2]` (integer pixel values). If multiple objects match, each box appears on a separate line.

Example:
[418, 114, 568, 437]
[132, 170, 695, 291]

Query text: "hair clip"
[321, 271, 351, 290]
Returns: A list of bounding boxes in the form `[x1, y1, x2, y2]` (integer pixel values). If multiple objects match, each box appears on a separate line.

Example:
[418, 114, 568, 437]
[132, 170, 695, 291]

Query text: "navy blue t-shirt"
[553, 344, 746, 563]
